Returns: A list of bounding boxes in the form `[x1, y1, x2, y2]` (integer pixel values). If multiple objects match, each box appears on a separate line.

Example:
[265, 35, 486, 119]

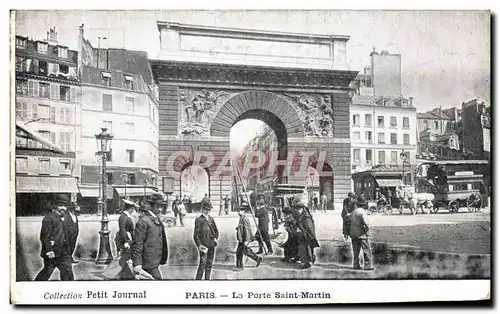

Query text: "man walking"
[320, 193, 328, 212]
[312, 194, 319, 213]
[293, 198, 320, 269]
[234, 203, 262, 271]
[172, 196, 181, 225]
[193, 200, 219, 280]
[34, 194, 74, 281]
[224, 195, 230, 215]
[348, 196, 375, 271]
[255, 194, 273, 255]
[63, 203, 79, 264]
[131, 193, 169, 280]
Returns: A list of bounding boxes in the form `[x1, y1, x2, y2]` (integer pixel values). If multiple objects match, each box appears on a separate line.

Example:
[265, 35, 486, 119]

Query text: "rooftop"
[417, 107, 457, 120]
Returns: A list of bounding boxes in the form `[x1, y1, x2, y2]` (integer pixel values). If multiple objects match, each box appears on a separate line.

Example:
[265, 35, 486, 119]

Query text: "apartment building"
[14, 28, 82, 215]
[77, 25, 159, 209]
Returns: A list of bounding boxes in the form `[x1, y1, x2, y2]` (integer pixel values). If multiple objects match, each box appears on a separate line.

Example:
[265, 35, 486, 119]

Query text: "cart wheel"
[384, 205, 393, 215]
[467, 193, 482, 212]
[448, 200, 459, 213]
[368, 206, 377, 215]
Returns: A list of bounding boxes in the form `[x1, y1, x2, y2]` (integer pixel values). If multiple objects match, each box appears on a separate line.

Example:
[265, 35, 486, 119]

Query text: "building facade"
[460, 99, 490, 159]
[350, 50, 417, 176]
[15, 28, 82, 215]
[77, 25, 159, 209]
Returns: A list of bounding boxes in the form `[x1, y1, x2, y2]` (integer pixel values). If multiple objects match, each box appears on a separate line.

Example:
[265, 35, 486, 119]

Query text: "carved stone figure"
[179, 89, 231, 136]
[282, 93, 334, 137]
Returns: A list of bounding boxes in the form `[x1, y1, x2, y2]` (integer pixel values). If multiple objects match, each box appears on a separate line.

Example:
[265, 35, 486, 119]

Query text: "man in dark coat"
[34, 194, 74, 281]
[131, 193, 169, 280]
[348, 196, 374, 271]
[112, 199, 139, 280]
[342, 192, 356, 239]
[172, 196, 181, 224]
[234, 203, 262, 271]
[255, 194, 273, 255]
[193, 200, 219, 280]
[293, 198, 320, 269]
[281, 207, 299, 263]
[63, 203, 79, 264]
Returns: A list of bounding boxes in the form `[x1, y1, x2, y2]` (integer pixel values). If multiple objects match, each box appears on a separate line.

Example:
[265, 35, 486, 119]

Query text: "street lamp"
[400, 149, 409, 185]
[219, 173, 223, 215]
[95, 127, 114, 265]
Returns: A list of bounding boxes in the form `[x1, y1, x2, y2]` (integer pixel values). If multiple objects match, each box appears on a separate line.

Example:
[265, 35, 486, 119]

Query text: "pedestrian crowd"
[34, 190, 374, 281]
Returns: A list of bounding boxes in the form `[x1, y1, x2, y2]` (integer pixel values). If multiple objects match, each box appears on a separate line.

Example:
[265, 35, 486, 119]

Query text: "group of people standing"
[309, 193, 328, 213]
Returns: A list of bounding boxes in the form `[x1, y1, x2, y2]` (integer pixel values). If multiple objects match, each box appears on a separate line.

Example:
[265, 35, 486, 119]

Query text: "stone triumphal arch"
[150, 22, 357, 210]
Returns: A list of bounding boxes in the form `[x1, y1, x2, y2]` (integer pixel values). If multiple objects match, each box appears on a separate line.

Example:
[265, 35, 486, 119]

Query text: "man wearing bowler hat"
[348, 196, 375, 271]
[34, 194, 74, 281]
[131, 193, 169, 280]
[193, 200, 219, 280]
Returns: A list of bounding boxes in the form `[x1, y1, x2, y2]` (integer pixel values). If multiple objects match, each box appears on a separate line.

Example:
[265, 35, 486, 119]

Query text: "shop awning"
[376, 179, 405, 187]
[16, 176, 78, 193]
[114, 187, 158, 197]
[78, 186, 114, 199]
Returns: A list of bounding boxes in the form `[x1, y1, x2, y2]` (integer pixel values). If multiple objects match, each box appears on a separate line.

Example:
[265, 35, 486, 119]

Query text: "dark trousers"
[34, 253, 74, 281]
[298, 242, 314, 264]
[283, 235, 299, 260]
[236, 242, 259, 268]
[195, 246, 215, 280]
[68, 233, 78, 258]
[351, 237, 373, 268]
[144, 267, 162, 280]
[178, 213, 185, 227]
[256, 227, 273, 253]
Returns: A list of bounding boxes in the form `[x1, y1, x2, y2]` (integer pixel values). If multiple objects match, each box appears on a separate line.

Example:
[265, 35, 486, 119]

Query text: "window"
[404, 134, 410, 145]
[152, 107, 155, 121]
[126, 150, 135, 163]
[391, 151, 398, 164]
[39, 158, 50, 173]
[28, 80, 38, 97]
[107, 173, 114, 184]
[390, 116, 397, 127]
[378, 132, 385, 144]
[60, 86, 70, 101]
[365, 149, 373, 164]
[39, 131, 55, 144]
[101, 72, 111, 86]
[15, 157, 28, 173]
[102, 94, 112, 111]
[352, 114, 360, 126]
[383, 99, 391, 107]
[16, 37, 26, 49]
[59, 132, 71, 151]
[59, 64, 69, 75]
[38, 105, 50, 120]
[353, 149, 360, 162]
[365, 131, 372, 143]
[127, 173, 136, 185]
[16, 79, 28, 95]
[391, 133, 397, 145]
[16, 101, 28, 119]
[124, 75, 134, 90]
[434, 121, 439, 130]
[106, 149, 113, 162]
[125, 123, 135, 138]
[58, 47, 68, 58]
[364, 114, 372, 127]
[126, 97, 135, 113]
[403, 117, 410, 128]
[59, 159, 71, 175]
[102, 120, 113, 133]
[39, 61, 48, 75]
[15, 57, 29, 72]
[39, 82, 50, 98]
[49, 63, 59, 76]
[423, 120, 428, 129]
[37, 42, 48, 53]
[378, 151, 385, 165]
[352, 131, 360, 141]
[59, 108, 72, 124]
[377, 116, 384, 127]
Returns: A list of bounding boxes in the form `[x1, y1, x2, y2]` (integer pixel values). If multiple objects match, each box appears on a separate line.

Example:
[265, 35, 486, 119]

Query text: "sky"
[14, 10, 490, 152]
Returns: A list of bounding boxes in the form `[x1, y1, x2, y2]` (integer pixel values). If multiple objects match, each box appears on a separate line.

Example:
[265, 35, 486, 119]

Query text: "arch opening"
[179, 162, 210, 207]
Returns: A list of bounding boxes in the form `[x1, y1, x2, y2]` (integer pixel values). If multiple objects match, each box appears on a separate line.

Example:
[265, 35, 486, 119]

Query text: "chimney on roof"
[79, 24, 84, 38]
[47, 26, 58, 45]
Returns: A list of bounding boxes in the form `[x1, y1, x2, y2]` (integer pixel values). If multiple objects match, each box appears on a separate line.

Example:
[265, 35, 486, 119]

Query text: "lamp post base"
[95, 220, 113, 265]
